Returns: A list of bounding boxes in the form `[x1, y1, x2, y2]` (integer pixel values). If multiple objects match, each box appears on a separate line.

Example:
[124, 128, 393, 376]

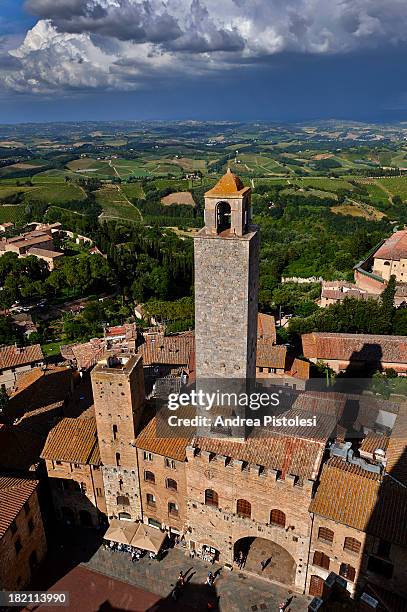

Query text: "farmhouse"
[0, 344, 44, 390]
[372, 229, 407, 282]
[0, 229, 64, 270]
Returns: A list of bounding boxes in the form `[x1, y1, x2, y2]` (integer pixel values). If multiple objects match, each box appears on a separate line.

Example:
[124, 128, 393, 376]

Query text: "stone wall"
[373, 256, 407, 282]
[194, 228, 259, 382]
[92, 354, 145, 520]
[185, 446, 314, 591]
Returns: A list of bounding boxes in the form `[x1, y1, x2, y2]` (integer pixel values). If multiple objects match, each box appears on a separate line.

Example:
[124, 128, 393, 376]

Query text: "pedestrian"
[205, 572, 214, 586]
[189, 548, 195, 559]
[260, 558, 268, 571]
[237, 550, 243, 568]
[171, 586, 180, 601]
[177, 571, 185, 587]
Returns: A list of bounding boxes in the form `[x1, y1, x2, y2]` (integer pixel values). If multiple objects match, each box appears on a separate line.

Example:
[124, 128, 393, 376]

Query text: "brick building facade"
[0, 477, 47, 590]
[41, 415, 106, 527]
[91, 352, 145, 522]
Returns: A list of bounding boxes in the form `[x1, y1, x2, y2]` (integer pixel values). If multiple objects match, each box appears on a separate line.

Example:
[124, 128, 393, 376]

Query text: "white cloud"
[1, 0, 406, 94]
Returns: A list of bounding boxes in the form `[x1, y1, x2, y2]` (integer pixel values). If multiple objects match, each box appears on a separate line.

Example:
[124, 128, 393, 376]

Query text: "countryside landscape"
[2, 120, 407, 358]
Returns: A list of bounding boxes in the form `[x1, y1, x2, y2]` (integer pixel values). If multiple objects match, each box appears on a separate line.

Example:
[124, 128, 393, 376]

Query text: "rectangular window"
[146, 493, 156, 508]
[144, 452, 153, 462]
[165, 458, 176, 470]
[96, 488, 102, 497]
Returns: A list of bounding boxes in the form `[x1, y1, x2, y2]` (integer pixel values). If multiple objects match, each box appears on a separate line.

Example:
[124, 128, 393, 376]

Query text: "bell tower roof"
[205, 168, 250, 198]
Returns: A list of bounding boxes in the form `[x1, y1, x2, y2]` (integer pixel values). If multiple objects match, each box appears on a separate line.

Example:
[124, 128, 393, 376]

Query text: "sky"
[0, 0, 407, 123]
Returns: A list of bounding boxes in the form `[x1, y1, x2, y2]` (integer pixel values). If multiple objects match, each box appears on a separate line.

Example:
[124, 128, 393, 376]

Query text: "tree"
[380, 275, 396, 333]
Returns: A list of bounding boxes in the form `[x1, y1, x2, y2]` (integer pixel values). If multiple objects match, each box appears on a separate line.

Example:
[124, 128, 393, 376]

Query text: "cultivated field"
[161, 191, 195, 206]
[95, 185, 142, 222]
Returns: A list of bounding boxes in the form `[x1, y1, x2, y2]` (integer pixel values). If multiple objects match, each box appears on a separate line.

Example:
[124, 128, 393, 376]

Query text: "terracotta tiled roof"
[0, 424, 44, 471]
[292, 391, 346, 418]
[374, 230, 407, 261]
[194, 407, 336, 480]
[309, 456, 407, 546]
[138, 332, 194, 367]
[302, 332, 407, 363]
[364, 583, 407, 612]
[10, 234, 51, 249]
[205, 168, 249, 197]
[7, 366, 72, 424]
[0, 344, 43, 370]
[257, 313, 276, 342]
[359, 431, 389, 456]
[0, 476, 39, 538]
[61, 339, 106, 370]
[288, 358, 310, 380]
[27, 247, 64, 259]
[256, 340, 286, 369]
[135, 412, 191, 462]
[41, 416, 100, 465]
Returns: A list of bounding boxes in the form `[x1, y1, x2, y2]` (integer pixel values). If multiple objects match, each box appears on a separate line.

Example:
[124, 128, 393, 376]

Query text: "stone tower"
[194, 168, 259, 387]
[92, 352, 145, 521]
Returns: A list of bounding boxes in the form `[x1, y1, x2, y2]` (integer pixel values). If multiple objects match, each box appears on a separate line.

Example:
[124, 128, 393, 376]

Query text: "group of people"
[104, 540, 158, 562]
[234, 550, 246, 569]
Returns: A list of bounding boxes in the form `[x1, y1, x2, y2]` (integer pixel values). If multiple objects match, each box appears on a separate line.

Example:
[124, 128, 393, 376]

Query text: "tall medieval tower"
[194, 169, 259, 387]
[92, 352, 145, 521]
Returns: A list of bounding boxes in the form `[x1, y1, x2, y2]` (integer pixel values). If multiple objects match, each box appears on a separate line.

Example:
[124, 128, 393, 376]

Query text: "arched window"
[270, 509, 286, 528]
[116, 495, 130, 506]
[313, 551, 330, 570]
[146, 493, 156, 507]
[168, 501, 179, 516]
[236, 499, 251, 518]
[344, 537, 361, 554]
[318, 527, 334, 544]
[166, 478, 177, 491]
[115, 452, 121, 467]
[383, 261, 391, 266]
[216, 201, 231, 234]
[204, 489, 218, 507]
[339, 563, 356, 582]
[144, 471, 155, 484]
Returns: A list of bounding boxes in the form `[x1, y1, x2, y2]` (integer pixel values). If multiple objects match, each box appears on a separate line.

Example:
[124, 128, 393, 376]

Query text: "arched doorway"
[216, 201, 231, 234]
[234, 537, 296, 585]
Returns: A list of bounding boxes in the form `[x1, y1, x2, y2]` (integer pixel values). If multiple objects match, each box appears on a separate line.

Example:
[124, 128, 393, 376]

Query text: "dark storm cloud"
[0, 0, 405, 97]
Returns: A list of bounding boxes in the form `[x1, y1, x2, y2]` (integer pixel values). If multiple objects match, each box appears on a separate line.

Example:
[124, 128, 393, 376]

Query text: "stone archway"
[234, 537, 296, 585]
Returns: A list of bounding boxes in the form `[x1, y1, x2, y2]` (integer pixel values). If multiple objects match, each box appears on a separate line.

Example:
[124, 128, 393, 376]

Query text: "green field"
[95, 185, 142, 222]
[0, 204, 26, 224]
[375, 177, 407, 200]
[121, 182, 145, 200]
